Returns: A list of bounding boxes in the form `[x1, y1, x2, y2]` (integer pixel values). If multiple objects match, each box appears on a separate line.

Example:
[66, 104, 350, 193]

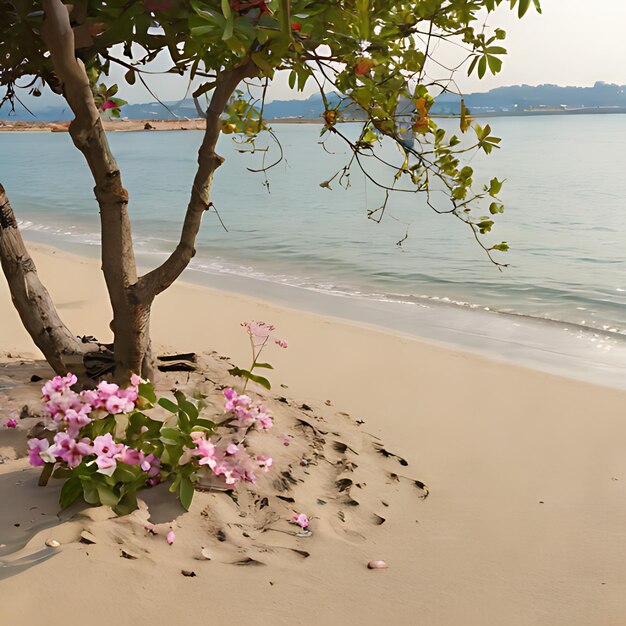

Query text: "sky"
[11, 0, 626, 110]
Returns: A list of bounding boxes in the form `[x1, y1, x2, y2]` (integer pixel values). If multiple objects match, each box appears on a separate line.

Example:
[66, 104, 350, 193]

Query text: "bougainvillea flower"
[167, 530, 175, 545]
[6, 418, 17, 428]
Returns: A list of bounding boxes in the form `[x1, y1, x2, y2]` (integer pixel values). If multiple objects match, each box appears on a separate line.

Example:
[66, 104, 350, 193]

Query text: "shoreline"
[12, 237, 626, 392]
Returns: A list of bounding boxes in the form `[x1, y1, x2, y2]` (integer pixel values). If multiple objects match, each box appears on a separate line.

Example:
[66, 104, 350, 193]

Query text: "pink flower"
[130, 373, 143, 387]
[115, 446, 143, 466]
[42, 373, 77, 398]
[141, 453, 161, 477]
[166, 530, 175, 545]
[222, 389, 274, 431]
[241, 320, 275, 346]
[63, 408, 92, 438]
[49, 433, 92, 469]
[196, 438, 216, 468]
[79, 389, 100, 406]
[92, 433, 122, 458]
[28, 438, 54, 467]
[256, 455, 273, 471]
[292, 513, 309, 529]
[275, 339, 288, 349]
[100, 99, 118, 111]
[96, 381, 120, 398]
[6, 419, 17, 428]
[104, 394, 135, 414]
[95, 454, 117, 476]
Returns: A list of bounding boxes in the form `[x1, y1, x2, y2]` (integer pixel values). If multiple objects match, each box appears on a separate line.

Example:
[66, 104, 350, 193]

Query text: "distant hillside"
[432, 81, 626, 114]
[3, 82, 626, 122]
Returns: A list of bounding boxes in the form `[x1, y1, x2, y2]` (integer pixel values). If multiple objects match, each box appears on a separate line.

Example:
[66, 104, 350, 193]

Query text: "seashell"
[367, 560, 388, 569]
[45, 539, 60, 548]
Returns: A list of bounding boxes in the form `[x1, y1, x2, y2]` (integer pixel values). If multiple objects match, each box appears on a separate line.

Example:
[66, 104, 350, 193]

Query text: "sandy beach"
[1, 243, 626, 625]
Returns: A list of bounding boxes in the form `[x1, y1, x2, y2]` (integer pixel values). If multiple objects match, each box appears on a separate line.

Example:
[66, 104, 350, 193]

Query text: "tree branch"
[136, 58, 259, 301]
[0, 183, 88, 374]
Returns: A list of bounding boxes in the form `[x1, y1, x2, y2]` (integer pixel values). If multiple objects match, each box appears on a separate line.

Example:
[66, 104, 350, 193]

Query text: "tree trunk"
[41, 0, 146, 383]
[110, 299, 154, 381]
[0, 184, 88, 375]
[35, 1, 257, 384]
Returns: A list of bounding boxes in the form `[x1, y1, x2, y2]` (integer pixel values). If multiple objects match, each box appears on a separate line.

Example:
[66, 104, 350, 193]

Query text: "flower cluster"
[223, 388, 273, 430]
[180, 431, 272, 486]
[241, 320, 288, 349]
[26, 321, 283, 515]
[176, 389, 274, 486]
[28, 431, 159, 477]
[42, 373, 141, 438]
[30, 371, 155, 482]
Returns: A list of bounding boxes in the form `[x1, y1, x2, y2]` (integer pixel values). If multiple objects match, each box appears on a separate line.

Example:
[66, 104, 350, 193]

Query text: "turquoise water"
[1, 116, 626, 335]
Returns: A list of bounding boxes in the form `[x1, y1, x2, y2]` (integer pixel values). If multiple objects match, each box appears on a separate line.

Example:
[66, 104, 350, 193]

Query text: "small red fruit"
[354, 58, 375, 76]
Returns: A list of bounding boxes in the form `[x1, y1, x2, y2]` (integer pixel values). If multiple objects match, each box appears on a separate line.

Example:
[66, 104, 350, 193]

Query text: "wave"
[17, 217, 626, 340]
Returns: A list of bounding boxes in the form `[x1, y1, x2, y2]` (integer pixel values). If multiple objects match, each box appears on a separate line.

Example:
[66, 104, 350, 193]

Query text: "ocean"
[2, 116, 626, 386]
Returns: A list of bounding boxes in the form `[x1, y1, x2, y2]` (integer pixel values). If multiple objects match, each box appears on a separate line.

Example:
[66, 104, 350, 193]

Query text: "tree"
[0, 0, 540, 383]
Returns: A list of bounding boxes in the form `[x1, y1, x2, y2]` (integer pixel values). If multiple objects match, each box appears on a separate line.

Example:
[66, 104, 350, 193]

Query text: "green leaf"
[115, 489, 139, 516]
[477, 56, 487, 79]
[246, 372, 271, 390]
[81, 480, 101, 505]
[179, 476, 195, 511]
[174, 390, 199, 420]
[486, 55, 502, 75]
[96, 484, 121, 508]
[491, 242, 510, 252]
[160, 427, 182, 445]
[488, 177, 504, 196]
[221, 0, 234, 40]
[158, 398, 179, 413]
[178, 409, 191, 433]
[113, 463, 140, 484]
[138, 382, 156, 405]
[60, 476, 83, 509]
[252, 362, 274, 370]
[517, 0, 531, 17]
[278, 0, 291, 37]
[90, 415, 116, 438]
[194, 418, 218, 431]
[477, 219, 495, 234]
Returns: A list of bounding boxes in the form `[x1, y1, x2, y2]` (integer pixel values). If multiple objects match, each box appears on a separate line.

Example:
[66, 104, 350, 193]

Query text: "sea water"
[1, 116, 626, 386]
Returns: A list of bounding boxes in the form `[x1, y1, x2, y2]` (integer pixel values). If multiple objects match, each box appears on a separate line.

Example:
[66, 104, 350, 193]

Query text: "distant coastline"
[3, 106, 626, 133]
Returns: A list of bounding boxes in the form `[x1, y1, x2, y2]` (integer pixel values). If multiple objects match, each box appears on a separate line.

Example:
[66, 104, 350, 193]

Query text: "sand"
[1, 243, 626, 626]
